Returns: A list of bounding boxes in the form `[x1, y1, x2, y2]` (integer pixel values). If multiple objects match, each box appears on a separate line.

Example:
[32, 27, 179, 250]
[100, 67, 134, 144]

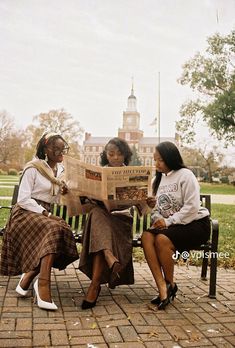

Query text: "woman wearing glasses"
[0, 132, 79, 311]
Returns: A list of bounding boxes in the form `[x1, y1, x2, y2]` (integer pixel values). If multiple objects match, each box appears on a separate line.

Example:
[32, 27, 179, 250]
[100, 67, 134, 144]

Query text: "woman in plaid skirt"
[0, 132, 79, 310]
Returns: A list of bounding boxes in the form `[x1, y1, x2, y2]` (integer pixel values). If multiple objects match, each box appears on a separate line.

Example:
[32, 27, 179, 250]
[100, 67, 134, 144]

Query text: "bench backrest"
[7, 185, 212, 238]
[52, 193, 212, 239]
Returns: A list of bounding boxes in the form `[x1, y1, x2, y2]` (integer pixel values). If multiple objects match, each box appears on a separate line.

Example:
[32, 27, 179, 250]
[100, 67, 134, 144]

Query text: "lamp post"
[156, 71, 160, 144]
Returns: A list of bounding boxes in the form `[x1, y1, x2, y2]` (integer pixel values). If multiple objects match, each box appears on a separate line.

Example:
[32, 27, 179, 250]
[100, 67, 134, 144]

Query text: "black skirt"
[147, 215, 211, 253]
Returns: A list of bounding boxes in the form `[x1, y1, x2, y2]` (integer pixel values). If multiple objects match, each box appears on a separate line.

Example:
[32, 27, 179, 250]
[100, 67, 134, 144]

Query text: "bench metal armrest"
[208, 219, 219, 298]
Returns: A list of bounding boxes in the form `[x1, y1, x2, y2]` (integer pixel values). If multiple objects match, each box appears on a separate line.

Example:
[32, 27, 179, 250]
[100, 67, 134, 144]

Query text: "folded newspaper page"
[62, 156, 153, 216]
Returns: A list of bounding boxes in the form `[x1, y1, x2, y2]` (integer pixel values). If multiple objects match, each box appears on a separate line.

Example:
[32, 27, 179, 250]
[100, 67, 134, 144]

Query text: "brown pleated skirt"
[79, 206, 134, 288]
[0, 203, 79, 276]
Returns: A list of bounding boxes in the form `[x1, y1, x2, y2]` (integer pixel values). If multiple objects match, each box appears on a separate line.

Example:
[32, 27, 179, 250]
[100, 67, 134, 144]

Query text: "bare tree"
[198, 144, 224, 183]
[32, 108, 83, 141]
[25, 108, 84, 160]
[181, 143, 224, 182]
[0, 110, 24, 168]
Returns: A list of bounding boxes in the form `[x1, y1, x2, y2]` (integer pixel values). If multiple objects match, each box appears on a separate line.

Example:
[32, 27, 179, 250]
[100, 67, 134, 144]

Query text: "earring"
[45, 153, 48, 161]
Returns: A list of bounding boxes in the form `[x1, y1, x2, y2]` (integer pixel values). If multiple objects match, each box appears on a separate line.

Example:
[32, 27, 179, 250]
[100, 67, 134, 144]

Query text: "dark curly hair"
[100, 137, 133, 166]
[35, 132, 68, 160]
[152, 141, 186, 195]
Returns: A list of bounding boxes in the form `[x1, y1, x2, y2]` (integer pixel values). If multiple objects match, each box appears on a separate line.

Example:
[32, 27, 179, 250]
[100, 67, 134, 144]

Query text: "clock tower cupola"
[118, 82, 143, 146]
[127, 84, 137, 112]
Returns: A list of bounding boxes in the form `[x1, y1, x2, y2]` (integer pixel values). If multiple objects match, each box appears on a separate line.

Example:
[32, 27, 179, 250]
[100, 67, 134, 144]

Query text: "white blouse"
[17, 161, 64, 214]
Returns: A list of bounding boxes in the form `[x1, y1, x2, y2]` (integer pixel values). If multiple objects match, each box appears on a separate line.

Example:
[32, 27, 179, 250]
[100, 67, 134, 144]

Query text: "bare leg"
[19, 268, 40, 290]
[141, 231, 168, 300]
[103, 249, 119, 269]
[85, 251, 105, 302]
[155, 234, 176, 287]
[103, 249, 122, 286]
[38, 254, 55, 303]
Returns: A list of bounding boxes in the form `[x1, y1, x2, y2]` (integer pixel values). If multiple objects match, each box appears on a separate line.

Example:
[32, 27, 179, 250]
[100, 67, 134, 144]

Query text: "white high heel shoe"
[33, 279, 58, 311]
[16, 273, 28, 296]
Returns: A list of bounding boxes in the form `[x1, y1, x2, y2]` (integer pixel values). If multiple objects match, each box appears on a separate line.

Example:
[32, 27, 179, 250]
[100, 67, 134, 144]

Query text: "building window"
[145, 158, 151, 166]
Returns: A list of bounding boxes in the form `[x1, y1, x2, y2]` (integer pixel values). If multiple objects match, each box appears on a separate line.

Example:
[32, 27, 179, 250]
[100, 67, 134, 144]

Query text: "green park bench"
[0, 185, 219, 298]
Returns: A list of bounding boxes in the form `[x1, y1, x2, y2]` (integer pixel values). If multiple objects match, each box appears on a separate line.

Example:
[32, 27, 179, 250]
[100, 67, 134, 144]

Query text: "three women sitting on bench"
[1, 136, 210, 312]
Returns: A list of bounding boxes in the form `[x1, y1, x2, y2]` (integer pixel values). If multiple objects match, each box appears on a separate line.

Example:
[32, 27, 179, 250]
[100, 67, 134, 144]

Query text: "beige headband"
[44, 132, 61, 144]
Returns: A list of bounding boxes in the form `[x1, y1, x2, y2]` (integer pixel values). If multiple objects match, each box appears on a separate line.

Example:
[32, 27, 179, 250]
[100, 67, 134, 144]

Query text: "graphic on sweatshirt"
[157, 193, 180, 218]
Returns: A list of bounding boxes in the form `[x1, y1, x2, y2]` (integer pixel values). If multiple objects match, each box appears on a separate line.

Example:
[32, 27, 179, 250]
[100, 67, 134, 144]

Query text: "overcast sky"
[0, 0, 235, 164]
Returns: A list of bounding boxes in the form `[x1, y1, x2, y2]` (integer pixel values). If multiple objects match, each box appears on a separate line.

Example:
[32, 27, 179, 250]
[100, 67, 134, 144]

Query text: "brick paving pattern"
[0, 261, 234, 347]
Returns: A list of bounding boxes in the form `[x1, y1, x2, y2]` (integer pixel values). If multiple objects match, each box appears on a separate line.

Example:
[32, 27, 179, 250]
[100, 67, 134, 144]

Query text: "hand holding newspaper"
[61, 156, 153, 217]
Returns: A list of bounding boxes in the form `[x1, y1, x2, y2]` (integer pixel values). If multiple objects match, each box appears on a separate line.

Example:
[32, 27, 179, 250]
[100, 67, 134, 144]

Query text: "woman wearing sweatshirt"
[141, 141, 210, 310]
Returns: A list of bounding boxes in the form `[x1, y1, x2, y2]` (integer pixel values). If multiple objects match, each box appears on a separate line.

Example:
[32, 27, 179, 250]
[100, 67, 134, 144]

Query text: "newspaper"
[62, 156, 153, 217]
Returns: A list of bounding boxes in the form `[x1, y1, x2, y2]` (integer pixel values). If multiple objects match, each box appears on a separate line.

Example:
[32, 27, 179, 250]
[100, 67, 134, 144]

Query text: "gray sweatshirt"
[151, 168, 209, 227]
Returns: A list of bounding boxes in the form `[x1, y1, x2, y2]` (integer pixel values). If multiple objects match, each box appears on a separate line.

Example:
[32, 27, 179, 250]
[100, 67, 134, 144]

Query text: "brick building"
[82, 86, 177, 166]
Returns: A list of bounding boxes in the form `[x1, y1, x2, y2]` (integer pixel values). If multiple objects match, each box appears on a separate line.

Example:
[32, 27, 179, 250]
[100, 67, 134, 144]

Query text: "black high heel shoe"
[157, 283, 178, 310]
[169, 283, 178, 301]
[157, 282, 171, 310]
[109, 262, 122, 289]
[151, 295, 161, 305]
[151, 283, 178, 305]
[110, 262, 121, 283]
[81, 286, 101, 310]
[157, 297, 170, 310]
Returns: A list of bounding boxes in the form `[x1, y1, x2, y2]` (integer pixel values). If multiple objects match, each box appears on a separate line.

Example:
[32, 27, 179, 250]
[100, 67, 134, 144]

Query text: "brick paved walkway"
[0, 261, 234, 347]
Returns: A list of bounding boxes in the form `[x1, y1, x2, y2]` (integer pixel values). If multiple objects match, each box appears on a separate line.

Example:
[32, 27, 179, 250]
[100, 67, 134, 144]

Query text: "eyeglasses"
[47, 147, 70, 156]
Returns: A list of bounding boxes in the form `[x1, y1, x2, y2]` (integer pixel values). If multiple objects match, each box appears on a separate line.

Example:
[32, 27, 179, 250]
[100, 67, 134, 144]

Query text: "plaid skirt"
[0, 203, 79, 276]
[79, 206, 134, 287]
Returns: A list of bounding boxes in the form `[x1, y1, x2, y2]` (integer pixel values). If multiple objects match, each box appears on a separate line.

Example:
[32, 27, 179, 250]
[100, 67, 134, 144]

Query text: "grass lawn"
[0, 187, 15, 197]
[0, 175, 19, 198]
[210, 203, 235, 268]
[0, 175, 18, 198]
[0, 199, 12, 228]
[0, 175, 19, 182]
[200, 182, 235, 195]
